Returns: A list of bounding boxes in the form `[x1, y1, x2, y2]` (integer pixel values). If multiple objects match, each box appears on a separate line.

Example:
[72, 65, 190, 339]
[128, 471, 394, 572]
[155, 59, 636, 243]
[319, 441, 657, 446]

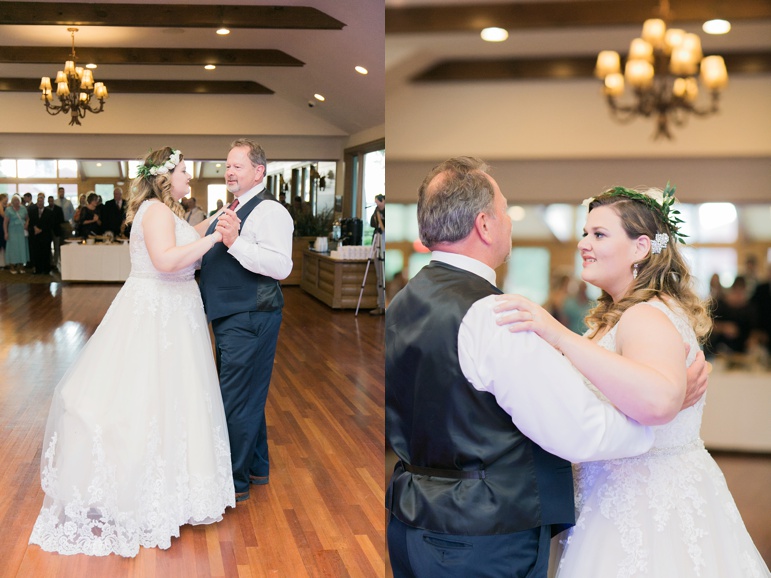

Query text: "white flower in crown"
[651, 232, 669, 254]
[581, 196, 595, 207]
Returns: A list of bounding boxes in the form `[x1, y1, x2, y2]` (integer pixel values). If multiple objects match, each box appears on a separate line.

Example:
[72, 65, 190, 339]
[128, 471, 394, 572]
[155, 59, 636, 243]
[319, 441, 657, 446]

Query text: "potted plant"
[285, 208, 335, 285]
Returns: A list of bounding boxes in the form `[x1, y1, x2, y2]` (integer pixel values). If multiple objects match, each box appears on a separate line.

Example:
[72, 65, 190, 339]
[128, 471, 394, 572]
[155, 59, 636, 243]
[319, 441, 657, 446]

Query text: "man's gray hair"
[230, 138, 267, 168]
[417, 156, 494, 249]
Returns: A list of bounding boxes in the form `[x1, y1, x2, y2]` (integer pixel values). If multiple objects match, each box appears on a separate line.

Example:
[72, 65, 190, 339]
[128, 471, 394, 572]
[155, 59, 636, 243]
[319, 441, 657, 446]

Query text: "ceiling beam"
[0, 2, 345, 29]
[0, 78, 274, 95]
[412, 51, 771, 82]
[0, 47, 303, 67]
[386, 0, 771, 34]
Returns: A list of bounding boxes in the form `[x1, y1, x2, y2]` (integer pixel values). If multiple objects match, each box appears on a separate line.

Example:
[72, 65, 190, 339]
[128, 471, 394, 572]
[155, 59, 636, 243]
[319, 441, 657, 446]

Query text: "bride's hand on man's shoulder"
[493, 294, 567, 348]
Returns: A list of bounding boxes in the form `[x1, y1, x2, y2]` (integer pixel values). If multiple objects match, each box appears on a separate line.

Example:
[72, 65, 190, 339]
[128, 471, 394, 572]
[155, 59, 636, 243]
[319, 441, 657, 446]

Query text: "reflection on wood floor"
[0, 282, 385, 578]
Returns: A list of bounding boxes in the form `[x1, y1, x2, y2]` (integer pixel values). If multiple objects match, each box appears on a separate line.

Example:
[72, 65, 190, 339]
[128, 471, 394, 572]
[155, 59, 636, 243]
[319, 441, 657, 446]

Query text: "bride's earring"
[633, 263, 639, 280]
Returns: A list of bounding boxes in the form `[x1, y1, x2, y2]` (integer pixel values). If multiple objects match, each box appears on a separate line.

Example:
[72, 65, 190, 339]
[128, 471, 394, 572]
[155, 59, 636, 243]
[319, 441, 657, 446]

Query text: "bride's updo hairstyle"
[125, 147, 185, 225]
[583, 187, 712, 343]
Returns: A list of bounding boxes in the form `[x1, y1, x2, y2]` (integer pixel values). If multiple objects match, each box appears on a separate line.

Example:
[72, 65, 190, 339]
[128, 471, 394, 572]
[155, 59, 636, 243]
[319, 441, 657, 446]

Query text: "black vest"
[386, 261, 574, 536]
[199, 191, 283, 322]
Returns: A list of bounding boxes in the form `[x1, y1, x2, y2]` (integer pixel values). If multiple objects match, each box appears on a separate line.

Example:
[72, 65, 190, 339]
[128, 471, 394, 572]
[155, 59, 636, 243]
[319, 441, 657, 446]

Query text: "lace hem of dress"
[29, 416, 235, 557]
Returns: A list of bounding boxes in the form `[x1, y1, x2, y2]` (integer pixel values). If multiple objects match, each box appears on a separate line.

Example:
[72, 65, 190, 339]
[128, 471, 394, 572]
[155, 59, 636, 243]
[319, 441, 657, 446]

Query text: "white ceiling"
[0, 0, 385, 138]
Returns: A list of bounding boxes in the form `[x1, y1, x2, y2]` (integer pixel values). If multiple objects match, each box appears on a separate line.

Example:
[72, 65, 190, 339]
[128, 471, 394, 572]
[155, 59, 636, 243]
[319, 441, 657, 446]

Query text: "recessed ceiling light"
[215, 163, 222, 168]
[205, 64, 216, 70]
[314, 94, 325, 102]
[703, 19, 731, 34]
[96, 162, 102, 167]
[355, 66, 368, 75]
[85, 63, 97, 69]
[481, 27, 508, 42]
[216, 28, 230, 35]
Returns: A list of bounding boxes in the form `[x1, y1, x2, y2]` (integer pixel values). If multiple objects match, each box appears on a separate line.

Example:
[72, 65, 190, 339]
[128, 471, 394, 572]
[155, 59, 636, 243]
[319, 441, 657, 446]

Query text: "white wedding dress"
[553, 301, 770, 578]
[29, 200, 235, 557]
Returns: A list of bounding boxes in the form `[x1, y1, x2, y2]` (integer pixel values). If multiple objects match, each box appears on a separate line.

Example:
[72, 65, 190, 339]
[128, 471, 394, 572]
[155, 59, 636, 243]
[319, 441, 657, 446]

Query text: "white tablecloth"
[61, 243, 131, 282]
[701, 370, 771, 453]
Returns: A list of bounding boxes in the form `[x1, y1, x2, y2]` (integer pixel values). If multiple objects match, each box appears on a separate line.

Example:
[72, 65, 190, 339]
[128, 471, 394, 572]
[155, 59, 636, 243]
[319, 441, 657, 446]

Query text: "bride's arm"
[143, 202, 222, 273]
[494, 295, 686, 426]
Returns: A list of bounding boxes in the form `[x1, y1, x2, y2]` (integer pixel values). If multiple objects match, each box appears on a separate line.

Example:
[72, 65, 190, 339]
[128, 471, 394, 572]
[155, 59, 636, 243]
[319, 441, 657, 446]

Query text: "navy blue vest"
[199, 190, 284, 322]
[386, 261, 574, 536]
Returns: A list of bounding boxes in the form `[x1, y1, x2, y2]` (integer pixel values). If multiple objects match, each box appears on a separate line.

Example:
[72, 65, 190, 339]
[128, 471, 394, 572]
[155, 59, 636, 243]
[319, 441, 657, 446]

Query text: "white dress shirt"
[228, 184, 294, 281]
[429, 251, 655, 464]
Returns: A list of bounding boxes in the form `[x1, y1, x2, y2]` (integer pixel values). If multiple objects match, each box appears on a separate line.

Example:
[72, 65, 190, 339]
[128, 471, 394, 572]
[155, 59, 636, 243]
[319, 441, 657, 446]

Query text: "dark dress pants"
[388, 514, 551, 578]
[212, 309, 282, 494]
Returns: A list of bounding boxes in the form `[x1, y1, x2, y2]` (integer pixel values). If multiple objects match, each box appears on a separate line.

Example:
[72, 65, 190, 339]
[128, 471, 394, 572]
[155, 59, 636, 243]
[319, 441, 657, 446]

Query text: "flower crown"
[582, 182, 687, 248]
[136, 149, 181, 179]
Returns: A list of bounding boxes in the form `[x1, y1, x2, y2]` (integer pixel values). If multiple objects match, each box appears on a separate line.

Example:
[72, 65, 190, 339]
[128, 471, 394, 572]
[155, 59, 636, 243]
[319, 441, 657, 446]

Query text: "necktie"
[228, 199, 239, 211]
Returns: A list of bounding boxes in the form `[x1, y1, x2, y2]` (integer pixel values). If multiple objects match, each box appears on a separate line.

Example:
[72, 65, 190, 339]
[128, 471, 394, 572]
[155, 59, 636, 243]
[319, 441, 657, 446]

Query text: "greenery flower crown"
[136, 149, 182, 179]
[582, 182, 687, 245]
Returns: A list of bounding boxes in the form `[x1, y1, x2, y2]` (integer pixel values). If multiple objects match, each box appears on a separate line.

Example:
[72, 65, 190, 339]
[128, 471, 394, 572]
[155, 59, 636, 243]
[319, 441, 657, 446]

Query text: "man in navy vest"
[199, 139, 293, 503]
[386, 157, 708, 577]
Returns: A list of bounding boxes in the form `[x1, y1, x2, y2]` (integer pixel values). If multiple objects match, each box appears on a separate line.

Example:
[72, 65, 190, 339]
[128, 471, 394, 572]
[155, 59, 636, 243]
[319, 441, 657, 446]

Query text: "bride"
[29, 147, 235, 557]
[495, 184, 769, 577]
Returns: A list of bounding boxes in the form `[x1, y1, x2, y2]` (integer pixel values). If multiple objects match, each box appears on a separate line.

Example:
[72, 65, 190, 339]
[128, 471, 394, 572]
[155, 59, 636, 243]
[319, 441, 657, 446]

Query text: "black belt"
[402, 461, 486, 480]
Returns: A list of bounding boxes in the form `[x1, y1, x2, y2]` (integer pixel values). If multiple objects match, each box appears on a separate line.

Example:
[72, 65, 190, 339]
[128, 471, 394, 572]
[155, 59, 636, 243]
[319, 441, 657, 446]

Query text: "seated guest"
[75, 193, 102, 238]
[708, 275, 757, 357]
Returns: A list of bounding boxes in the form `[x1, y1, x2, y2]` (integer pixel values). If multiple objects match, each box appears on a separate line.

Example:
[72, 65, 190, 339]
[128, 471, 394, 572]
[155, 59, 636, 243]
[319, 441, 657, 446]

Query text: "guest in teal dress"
[0, 193, 7, 267]
[3, 195, 30, 274]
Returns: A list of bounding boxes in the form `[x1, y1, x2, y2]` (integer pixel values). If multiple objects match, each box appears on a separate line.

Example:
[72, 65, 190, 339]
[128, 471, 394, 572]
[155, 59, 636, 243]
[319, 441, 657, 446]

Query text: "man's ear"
[474, 211, 493, 245]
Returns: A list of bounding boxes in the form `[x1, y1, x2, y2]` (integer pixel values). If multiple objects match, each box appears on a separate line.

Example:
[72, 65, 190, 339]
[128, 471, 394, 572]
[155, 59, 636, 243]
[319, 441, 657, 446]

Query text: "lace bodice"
[129, 200, 201, 280]
[555, 302, 769, 577]
[586, 300, 704, 450]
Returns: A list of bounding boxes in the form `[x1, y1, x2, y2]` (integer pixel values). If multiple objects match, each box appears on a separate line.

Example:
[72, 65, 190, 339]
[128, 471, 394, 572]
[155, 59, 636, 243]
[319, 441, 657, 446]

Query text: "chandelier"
[594, 0, 728, 139]
[39, 28, 109, 126]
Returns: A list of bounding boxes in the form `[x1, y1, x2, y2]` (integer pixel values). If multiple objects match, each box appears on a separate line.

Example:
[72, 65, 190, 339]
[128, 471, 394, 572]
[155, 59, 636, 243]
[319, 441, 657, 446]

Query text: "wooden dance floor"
[0, 282, 384, 578]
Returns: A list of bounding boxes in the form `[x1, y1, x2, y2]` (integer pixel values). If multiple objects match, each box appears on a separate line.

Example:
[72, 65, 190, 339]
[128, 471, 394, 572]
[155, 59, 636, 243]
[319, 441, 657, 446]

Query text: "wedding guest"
[55, 186, 75, 240]
[708, 275, 757, 356]
[47, 195, 65, 272]
[751, 263, 771, 356]
[495, 184, 769, 576]
[184, 196, 206, 226]
[75, 193, 102, 238]
[209, 198, 224, 217]
[3, 195, 29, 274]
[0, 193, 7, 268]
[29, 146, 234, 557]
[563, 279, 592, 335]
[103, 187, 127, 235]
[28, 194, 55, 275]
[72, 193, 87, 223]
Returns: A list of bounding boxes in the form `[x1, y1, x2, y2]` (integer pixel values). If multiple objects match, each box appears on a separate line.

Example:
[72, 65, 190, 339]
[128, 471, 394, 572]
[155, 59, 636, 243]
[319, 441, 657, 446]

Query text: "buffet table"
[300, 249, 378, 309]
[61, 242, 131, 282]
[701, 369, 771, 453]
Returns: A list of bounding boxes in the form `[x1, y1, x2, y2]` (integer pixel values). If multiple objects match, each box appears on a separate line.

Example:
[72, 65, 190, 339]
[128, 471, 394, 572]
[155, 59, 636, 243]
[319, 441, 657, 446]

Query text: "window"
[207, 184, 227, 215]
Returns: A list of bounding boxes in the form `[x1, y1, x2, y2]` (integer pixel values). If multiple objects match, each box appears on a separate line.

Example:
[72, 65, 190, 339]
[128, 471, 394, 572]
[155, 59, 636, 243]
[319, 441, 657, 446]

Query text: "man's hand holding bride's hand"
[493, 294, 570, 350]
[215, 209, 241, 248]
